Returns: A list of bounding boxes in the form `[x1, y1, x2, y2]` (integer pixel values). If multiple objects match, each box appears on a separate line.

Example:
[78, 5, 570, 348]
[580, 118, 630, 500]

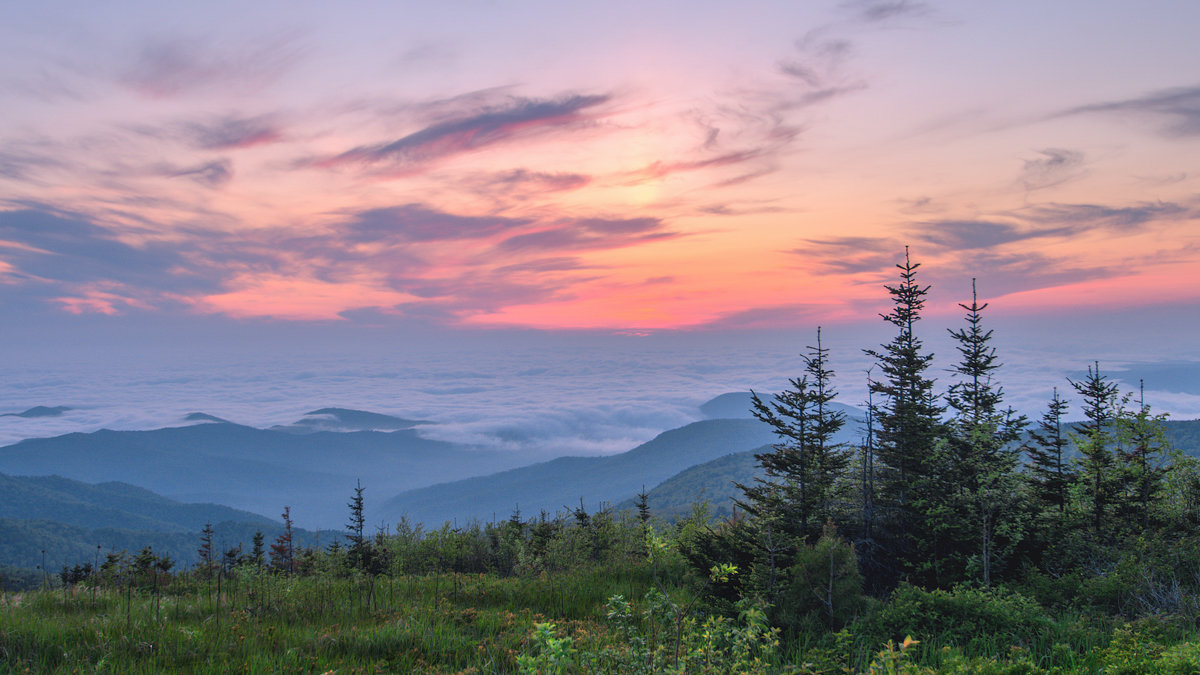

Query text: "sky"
[2, 1, 1199, 450]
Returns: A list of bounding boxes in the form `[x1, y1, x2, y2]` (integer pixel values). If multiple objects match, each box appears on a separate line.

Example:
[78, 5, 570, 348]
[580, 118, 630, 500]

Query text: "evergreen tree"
[940, 279, 1026, 586]
[1113, 381, 1169, 532]
[635, 487, 652, 559]
[862, 247, 944, 581]
[223, 545, 242, 572]
[1068, 363, 1120, 535]
[197, 522, 215, 576]
[346, 480, 370, 571]
[1024, 388, 1074, 524]
[852, 369, 884, 592]
[270, 506, 295, 574]
[250, 531, 266, 568]
[738, 327, 849, 546]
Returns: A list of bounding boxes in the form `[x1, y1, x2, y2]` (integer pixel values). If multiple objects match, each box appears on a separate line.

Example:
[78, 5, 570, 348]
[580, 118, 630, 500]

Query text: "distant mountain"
[0, 472, 335, 573]
[1165, 419, 1200, 455]
[381, 418, 780, 526]
[380, 393, 873, 527]
[614, 449, 766, 520]
[271, 408, 430, 433]
[184, 412, 230, 423]
[1, 406, 71, 418]
[0, 472, 275, 533]
[0, 419, 523, 528]
[700, 391, 864, 423]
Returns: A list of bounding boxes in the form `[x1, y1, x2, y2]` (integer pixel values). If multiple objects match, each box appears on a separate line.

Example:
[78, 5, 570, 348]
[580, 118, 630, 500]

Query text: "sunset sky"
[2, 1, 1199, 436]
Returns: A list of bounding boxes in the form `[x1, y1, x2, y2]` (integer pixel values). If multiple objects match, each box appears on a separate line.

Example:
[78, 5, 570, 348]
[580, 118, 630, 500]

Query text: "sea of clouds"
[3, 317, 1198, 454]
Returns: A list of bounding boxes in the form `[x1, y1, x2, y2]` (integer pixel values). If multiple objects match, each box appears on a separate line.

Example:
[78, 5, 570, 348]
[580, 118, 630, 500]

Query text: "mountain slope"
[0, 472, 276, 533]
[380, 418, 779, 525]
[614, 449, 765, 520]
[0, 417, 522, 528]
[0, 473, 333, 574]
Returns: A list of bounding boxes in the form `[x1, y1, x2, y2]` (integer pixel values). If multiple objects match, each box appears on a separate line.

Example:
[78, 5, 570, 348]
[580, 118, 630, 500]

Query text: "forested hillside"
[380, 418, 780, 525]
[0, 412, 524, 527]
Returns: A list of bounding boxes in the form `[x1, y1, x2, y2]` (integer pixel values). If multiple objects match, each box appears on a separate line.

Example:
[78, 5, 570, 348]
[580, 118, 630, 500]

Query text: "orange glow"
[2, 4, 1198, 333]
[194, 275, 414, 321]
[995, 267, 1200, 313]
[52, 284, 154, 315]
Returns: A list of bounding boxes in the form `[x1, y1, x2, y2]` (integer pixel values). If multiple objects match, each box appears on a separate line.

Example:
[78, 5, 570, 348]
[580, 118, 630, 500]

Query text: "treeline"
[37, 491, 683, 594]
[681, 249, 1200, 635]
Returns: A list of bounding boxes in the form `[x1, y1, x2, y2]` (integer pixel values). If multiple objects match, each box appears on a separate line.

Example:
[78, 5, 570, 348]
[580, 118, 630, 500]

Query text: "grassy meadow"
[3, 510, 1200, 674]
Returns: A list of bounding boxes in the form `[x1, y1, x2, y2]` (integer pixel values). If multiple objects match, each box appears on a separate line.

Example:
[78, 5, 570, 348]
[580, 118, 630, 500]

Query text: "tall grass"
[1, 563, 672, 674]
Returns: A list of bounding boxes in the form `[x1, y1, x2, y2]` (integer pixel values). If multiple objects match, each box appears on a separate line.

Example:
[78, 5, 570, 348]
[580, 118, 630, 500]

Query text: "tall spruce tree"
[941, 279, 1025, 586]
[862, 247, 943, 580]
[1068, 362, 1120, 535]
[738, 327, 849, 546]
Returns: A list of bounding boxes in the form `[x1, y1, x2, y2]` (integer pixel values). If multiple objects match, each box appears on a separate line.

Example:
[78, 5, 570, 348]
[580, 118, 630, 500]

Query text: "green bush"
[862, 584, 1053, 649]
[775, 526, 867, 634]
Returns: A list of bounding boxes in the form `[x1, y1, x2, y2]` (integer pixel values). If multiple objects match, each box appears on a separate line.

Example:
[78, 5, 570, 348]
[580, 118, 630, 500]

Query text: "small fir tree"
[1024, 388, 1074, 524]
[270, 506, 295, 574]
[1068, 362, 1120, 534]
[346, 480, 370, 571]
[197, 523, 215, 576]
[1113, 381, 1170, 532]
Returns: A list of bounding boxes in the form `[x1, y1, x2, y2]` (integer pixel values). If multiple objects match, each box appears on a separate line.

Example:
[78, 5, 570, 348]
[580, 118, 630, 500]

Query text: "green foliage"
[517, 621, 577, 674]
[776, 524, 867, 633]
[518, 591, 785, 674]
[739, 327, 851, 547]
[862, 584, 1052, 648]
[1099, 622, 1200, 675]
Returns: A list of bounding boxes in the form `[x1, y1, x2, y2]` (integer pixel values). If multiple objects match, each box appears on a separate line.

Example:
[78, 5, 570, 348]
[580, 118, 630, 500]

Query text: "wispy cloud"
[1020, 148, 1085, 191]
[0, 208, 234, 316]
[777, 30, 867, 106]
[310, 94, 612, 174]
[164, 159, 234, 188]
[497, 217, 676, 253]
[1064, 85, 1200, 137]
[700, 303, 833, 331]
[119, 36, 303, 98]
[1020, 202, 1189, 231]
[926, 250, 1113, 299]
[839, 0, 933, 24]
[623, 149, 769, 184]
[340, 205, 530, 245]
[0, 142, 63, 182]
[181, 115, 284, 150]
[914, 220, 1075, 249]
[486, 169, 590, 193]
[792, 236, 901, 275]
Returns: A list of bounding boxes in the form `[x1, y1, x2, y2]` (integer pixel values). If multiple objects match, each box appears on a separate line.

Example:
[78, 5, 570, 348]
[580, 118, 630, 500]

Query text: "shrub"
[775, 525, 867, 634]
[862, 584, 1052, 649]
